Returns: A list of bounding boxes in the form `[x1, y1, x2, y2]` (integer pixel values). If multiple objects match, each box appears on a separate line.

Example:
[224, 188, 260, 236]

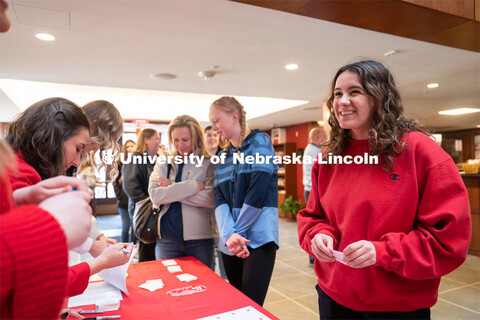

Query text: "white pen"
[120, 248, 130, 254]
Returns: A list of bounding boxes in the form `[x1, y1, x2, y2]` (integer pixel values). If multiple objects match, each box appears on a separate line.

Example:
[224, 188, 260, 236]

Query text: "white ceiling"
[0, 0, 479, 131]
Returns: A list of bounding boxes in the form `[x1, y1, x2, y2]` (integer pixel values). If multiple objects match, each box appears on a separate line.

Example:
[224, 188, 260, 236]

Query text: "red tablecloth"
[73, 257, 278, 319]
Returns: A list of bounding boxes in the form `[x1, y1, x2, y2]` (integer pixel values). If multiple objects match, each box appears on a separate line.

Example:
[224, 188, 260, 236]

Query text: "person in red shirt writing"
[297, 60, 471, 319]
[6, 97, 133, 299]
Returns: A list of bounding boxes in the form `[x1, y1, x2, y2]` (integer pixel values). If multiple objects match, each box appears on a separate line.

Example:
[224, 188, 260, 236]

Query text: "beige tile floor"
[261, 219, 480, 320]
[100, 215, 480, 319]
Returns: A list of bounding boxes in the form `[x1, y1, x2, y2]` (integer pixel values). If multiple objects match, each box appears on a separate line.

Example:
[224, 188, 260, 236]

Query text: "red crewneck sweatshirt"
[298, 131, 471, 312]
[0, 174, 69, 319]
[8, 152, 90, 297]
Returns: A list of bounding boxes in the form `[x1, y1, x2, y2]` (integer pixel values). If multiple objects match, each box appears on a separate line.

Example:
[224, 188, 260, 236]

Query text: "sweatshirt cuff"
[372, 240, 392, 270]
[67, 262, 91, 297]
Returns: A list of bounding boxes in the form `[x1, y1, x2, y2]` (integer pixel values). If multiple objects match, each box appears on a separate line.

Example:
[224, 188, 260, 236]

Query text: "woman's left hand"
[226, 233, 250, 258]
[97, 234, 118, 245]
[343, 240, 376, 268]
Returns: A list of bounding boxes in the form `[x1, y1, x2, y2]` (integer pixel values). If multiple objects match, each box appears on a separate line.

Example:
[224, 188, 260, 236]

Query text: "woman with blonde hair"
[148, 115, 215, 267]
[209, 97, 278, 306]
[123, 128, 160, 261]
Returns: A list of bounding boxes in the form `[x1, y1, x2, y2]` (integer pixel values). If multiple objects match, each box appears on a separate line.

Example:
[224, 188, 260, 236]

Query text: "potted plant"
[279, 195, 305, 221]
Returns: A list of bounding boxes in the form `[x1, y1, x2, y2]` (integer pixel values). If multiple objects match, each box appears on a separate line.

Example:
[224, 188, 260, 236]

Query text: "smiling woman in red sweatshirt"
[297, 60, 471, 320]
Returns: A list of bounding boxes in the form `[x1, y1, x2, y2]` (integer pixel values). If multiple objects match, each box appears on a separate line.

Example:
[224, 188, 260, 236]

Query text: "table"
[73, 257, 279, 319]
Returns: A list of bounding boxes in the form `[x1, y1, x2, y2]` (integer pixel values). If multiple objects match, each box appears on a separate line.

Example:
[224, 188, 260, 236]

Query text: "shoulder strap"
[167, 164, 172, 178]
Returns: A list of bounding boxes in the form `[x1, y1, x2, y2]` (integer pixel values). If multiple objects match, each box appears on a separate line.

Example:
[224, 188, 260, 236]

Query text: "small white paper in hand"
[331, 249, 348, 265]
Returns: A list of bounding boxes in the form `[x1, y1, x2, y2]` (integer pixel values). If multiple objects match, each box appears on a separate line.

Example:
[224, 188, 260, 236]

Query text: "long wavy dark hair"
[323, 60, 428, 171]
[6, 97, 90, 179]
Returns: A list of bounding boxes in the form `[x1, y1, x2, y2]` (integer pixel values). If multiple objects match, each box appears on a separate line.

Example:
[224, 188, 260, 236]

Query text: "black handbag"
[133, 165, 171, 244]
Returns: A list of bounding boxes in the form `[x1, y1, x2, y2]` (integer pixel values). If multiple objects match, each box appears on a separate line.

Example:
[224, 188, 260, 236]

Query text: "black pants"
[138, 241, 156, 262]
[316, 285, 431, 320]
[222, 242, 276, 306]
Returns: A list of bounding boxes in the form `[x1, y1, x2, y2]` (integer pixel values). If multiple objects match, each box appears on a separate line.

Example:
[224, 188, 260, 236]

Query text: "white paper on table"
[176, 273, 197, 282]
[161, 259, 178, 266]
[68, 281, 123, 309]
[331, 249, 348, 265]
[98, 245, 137, 294]
[139, 279, 164, 292]
[196, 306, 271, 320]
[167, 265, 183, 273]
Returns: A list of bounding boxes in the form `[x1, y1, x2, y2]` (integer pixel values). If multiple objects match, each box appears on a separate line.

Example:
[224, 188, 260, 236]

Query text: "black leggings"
[316, 285, 431, 320]
[221, 242, 276, 306]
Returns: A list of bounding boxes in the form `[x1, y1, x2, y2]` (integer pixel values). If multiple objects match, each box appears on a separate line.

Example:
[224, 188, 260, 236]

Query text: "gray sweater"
[148, 150, 215, 241]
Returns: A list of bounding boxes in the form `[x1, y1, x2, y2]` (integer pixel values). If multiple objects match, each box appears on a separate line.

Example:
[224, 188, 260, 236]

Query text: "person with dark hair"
[297, 60, 471, 319]
[113, 140, 136, 243]
[209, 96, 279, 306]
[7, 97, 91, 181]
[6, 97, 133, 299]
[123, 128, 160, 261]
[148, 115, 215, 268]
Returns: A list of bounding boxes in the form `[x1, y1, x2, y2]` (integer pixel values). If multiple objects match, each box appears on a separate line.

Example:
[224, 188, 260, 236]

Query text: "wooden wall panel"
[233, 0, 480, 52]
[402, 0, 475, 20]
[476, 0, 480, 21]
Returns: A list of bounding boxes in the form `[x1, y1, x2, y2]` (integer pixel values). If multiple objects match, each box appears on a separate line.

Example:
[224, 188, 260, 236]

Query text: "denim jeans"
[156, 237, 214, 269]
[118, 207, 131, 243]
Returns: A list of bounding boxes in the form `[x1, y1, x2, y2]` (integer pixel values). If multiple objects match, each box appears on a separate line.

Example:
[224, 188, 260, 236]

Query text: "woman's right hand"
[311, 234, 335, 262]
[88, 243, 134, 275]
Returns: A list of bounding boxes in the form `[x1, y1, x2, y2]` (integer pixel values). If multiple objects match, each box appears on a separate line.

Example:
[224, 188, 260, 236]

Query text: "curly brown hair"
[323, 60, 428, 171]
[82, 100, 123, 177]
[6, 97, 90, 179]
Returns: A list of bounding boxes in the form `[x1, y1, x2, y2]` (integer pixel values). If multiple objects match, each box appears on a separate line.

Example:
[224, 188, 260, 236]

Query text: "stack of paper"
[167, 265, 182, 273]
[161, 259, 178, 266]
[68, 282, 123, 311]
[196, 306, 271, 320]
[176, 273, 198, 282]
[139, 279, 164, 292]
[98, 245, 137, 294]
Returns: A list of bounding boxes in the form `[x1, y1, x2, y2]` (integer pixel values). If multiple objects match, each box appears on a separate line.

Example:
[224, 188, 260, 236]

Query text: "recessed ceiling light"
[35, 33, 55, 41]
[477, 124, 480, 128]
[285, 64, 299, 71]
[438, 108, 480, 115]
[427, 83, 439, 89]
[150, 73, 177, 80]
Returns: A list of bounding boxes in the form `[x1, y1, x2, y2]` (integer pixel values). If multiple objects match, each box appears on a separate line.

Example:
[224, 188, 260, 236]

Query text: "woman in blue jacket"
[209, 96, 279, 306]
